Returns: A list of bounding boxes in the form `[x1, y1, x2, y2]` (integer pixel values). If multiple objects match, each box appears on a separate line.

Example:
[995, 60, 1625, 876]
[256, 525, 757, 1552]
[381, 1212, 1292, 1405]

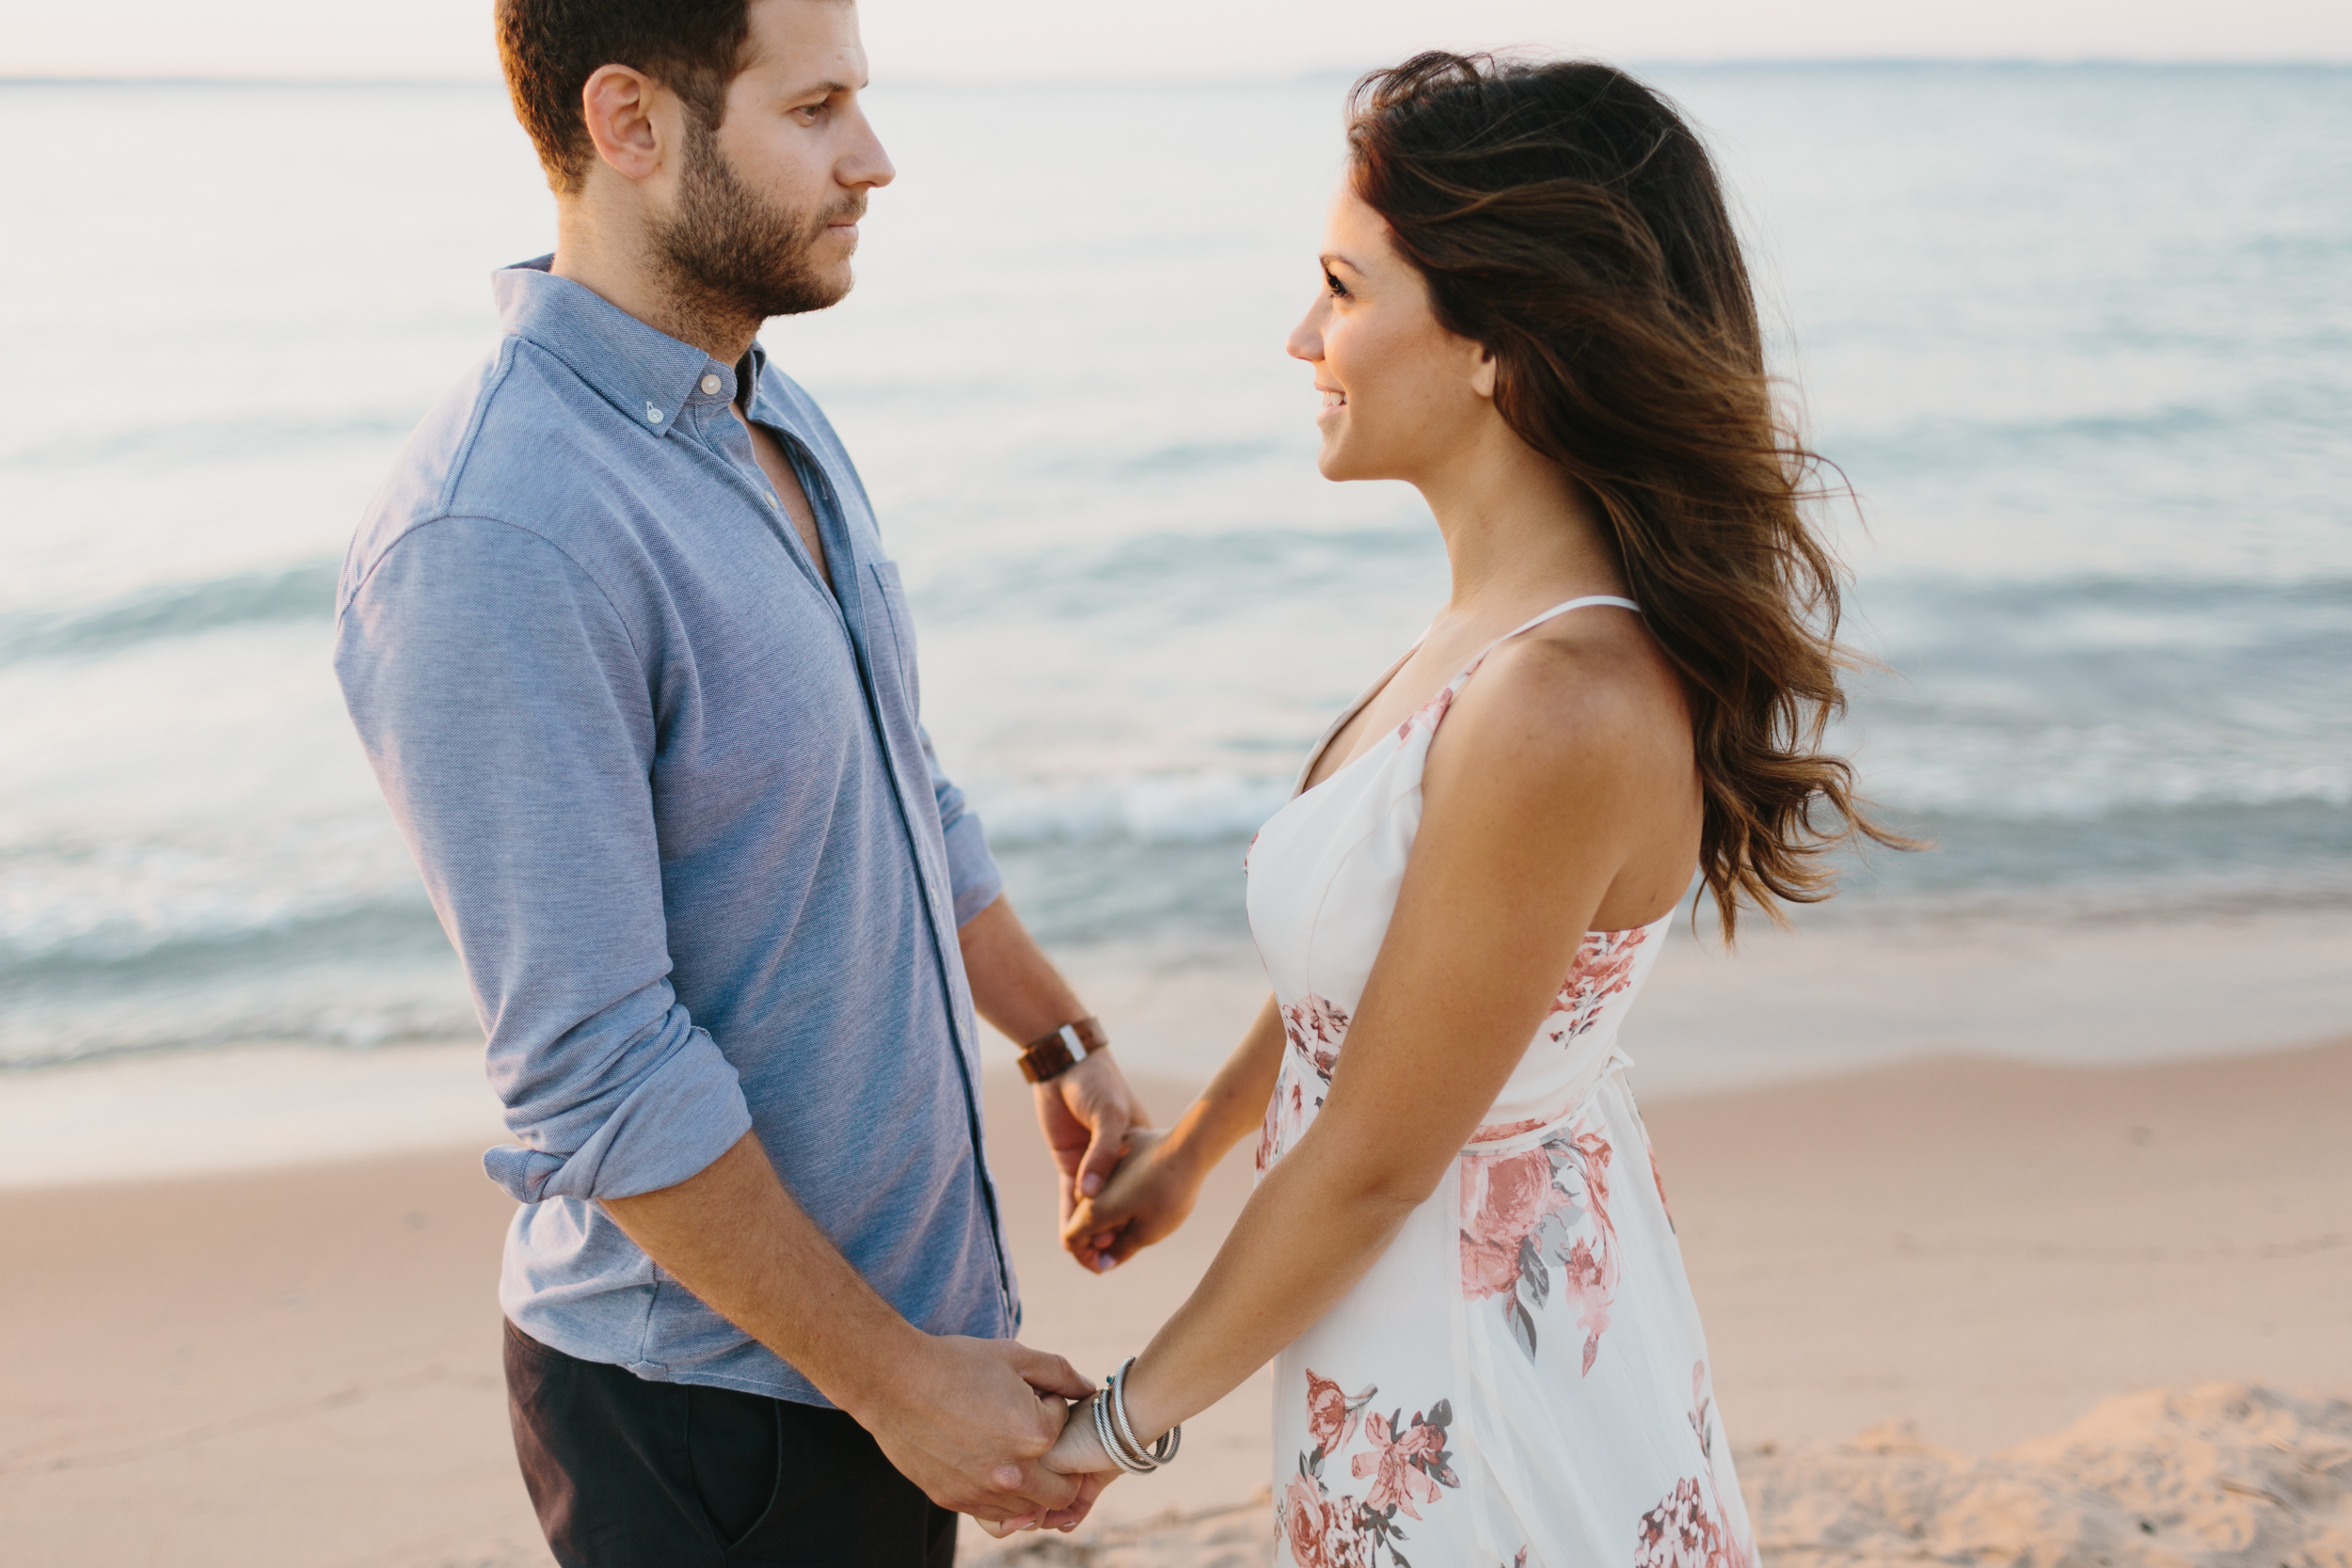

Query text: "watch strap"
[1018, 1016, 1107, 1084]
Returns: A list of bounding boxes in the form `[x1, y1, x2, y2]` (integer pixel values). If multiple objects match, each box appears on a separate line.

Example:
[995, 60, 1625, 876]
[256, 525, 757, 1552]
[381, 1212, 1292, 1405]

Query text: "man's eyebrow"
[790, 77, 866, 98]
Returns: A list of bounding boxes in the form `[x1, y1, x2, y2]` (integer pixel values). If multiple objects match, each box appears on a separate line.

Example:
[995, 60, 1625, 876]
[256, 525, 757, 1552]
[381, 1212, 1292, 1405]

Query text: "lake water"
[2, 66, 2346, 1068]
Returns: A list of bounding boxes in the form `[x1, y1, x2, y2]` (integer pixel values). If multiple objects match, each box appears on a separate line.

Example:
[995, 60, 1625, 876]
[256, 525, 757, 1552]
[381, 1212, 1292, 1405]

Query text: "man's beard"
[651, 116, 860, 335]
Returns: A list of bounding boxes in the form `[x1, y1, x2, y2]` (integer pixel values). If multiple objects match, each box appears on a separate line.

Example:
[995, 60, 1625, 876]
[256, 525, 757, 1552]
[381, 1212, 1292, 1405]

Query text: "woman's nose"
[1285, 298, 1327, 362]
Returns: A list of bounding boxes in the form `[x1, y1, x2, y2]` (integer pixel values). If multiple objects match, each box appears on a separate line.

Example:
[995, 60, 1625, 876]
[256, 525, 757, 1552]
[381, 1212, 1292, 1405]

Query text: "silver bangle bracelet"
[1090, 1387, 1155, 1473]
[1108, 1356, 1182, 1468]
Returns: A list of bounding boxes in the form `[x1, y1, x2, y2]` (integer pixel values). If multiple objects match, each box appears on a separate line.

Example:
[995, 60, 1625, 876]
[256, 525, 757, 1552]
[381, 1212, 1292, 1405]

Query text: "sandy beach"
[4, 1008, 2346, 1565]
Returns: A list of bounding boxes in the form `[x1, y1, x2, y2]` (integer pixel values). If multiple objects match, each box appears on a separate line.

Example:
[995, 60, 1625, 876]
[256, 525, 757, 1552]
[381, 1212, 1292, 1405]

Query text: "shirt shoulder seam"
[437, 335, 523, 516]
[342, 512, 650, 670]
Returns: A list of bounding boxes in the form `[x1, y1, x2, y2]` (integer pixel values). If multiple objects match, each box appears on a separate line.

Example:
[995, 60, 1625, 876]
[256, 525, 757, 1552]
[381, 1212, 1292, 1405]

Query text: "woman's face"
[1287, 178, 1494, 483]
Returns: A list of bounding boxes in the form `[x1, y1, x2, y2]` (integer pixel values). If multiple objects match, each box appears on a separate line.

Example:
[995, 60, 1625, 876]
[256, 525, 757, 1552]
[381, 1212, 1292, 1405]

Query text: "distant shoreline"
[6, 59, 2350, 91]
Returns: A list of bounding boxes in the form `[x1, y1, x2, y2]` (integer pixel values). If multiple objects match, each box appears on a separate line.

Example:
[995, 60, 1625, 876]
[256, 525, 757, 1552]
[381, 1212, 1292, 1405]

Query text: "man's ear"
[580, 64, 666, 182]
[1470, 341, 1500, 401]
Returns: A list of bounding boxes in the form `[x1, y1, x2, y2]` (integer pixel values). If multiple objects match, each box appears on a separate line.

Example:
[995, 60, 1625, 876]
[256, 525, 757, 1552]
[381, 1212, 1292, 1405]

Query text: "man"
[333, 0, 1143, 1558]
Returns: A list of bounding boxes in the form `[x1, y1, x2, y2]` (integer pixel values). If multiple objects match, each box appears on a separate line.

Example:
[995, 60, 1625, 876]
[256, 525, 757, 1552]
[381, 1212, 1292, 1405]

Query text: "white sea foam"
[976, 772, 1295, 848]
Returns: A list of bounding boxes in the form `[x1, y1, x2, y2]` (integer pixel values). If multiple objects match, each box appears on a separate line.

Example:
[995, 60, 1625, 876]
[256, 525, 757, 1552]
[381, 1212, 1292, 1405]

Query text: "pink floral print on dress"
[1257, 1069, 1311, 1175]
[1306, 1370, 1374, 1458]
[1634, 1479, 1751, 1568]
[1544, 927, 1649, 1046]
[1283, 993, 1351, 1080]
[1258, 993, 1353, 1175]
[1631, 1363, 1751, 1568]
[1279, 1369, 1460, 1568]
[1460, 1119, 1620, 1371]
[1396, 683, 1457, 743]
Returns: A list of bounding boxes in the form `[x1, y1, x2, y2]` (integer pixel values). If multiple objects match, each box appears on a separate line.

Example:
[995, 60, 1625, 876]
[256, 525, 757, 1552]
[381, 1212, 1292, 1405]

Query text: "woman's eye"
[1324, 272, 1347, 298]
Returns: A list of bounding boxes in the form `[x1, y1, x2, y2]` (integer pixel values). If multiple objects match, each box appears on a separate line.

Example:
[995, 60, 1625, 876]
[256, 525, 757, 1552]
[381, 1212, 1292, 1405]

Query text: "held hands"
[1060, 1128, 1207, 1271]
[852, 1333, 1098, 1530]
[1050, 992, 1287, 1272]
[1034, 1048, 1152, 1268]
[973, 1392, 1124, 1539]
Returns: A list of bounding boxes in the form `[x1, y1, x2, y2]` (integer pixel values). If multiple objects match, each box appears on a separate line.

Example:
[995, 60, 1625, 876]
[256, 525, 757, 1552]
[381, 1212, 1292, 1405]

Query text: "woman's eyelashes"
[1324, 270, 1350, 299]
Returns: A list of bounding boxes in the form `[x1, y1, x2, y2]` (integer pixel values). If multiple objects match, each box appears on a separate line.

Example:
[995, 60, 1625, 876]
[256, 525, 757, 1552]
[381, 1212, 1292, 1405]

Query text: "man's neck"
[550, 201, 759, 365]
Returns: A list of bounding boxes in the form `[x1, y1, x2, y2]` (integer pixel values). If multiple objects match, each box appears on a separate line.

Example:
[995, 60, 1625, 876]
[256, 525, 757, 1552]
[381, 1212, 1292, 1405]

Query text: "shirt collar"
[738, 340, 777, 422]
[492, 256, 745, 438]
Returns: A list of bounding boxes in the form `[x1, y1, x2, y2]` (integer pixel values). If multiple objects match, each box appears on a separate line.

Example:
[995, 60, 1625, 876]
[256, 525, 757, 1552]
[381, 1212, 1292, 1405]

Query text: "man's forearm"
[600, 1132, 1092, 1524]
[600, 1132, 911, 1416]
[958, 893, 1089, 1041]
[957, 892, 1152, 1256]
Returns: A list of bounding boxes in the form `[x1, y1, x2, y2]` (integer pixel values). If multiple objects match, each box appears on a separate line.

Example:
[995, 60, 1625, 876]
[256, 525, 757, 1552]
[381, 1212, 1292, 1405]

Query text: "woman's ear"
[1470, 341, 1500, 401]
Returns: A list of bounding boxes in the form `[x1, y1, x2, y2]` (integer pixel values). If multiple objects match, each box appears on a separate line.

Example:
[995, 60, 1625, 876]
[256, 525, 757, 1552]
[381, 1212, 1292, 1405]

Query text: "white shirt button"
[645, 405, 664, 424]
[767, 493, 780, 508]
[700, 374, 723, 395]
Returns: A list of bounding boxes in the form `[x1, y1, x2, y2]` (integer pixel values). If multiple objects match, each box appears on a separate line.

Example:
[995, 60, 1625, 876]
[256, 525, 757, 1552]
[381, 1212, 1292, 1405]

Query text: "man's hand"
[850, 1334, 1095, 1527]
[974, 1390, 1122, 1538]
[1036, 1048, 1152, 1268]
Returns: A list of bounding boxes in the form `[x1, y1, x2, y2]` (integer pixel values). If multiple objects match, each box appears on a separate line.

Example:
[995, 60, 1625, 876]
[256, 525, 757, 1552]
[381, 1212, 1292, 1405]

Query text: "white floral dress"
[1248, 596, 1756, 1568]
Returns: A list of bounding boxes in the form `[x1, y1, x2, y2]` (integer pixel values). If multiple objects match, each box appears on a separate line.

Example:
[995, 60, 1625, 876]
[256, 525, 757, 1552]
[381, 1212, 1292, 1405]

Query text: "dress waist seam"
[1459, 1048, 1633, 1154]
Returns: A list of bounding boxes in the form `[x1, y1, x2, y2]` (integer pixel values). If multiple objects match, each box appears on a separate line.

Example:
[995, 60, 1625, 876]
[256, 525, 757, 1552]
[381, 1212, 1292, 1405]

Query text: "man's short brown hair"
[496, 0, 755, 194]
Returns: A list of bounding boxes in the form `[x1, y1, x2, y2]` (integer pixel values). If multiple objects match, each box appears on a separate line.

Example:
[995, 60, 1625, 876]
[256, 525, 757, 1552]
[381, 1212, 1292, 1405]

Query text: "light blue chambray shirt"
[334, 259, 1015, 1403]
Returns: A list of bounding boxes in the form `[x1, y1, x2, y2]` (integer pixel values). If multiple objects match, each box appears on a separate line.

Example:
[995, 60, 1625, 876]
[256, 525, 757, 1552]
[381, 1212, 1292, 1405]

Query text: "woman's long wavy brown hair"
[1347, 52, 1910, 938]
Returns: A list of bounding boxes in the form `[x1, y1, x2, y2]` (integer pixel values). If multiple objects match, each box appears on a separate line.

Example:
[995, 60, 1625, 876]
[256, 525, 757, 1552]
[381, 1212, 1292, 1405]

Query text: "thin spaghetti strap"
[1495, 594, 1641, 645]
[1456, 595, 1642, 679]
[1295, 598, 1639, 797]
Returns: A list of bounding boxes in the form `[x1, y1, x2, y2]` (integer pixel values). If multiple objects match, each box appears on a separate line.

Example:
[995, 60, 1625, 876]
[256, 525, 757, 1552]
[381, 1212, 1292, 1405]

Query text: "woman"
[1009, 54, 1897, 1562]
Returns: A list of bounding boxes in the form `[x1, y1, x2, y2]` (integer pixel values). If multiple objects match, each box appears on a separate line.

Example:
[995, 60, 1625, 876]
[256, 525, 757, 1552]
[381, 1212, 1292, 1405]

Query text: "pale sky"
[6, 0, 2348, 81]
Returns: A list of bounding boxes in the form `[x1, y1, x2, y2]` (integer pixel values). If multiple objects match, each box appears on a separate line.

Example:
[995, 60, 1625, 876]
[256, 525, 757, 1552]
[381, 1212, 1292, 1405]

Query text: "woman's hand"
[1062, 1129, 1207, 1271]
[970, 1393, 1121, 1537]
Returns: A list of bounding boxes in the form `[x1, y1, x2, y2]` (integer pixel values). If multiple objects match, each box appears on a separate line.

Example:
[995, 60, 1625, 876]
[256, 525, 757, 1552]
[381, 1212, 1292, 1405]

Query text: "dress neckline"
[1289, 594, 1643, 800]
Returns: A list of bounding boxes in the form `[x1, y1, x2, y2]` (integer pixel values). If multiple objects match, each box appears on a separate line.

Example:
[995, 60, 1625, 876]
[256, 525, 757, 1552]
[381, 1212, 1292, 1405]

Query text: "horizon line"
[5, 55, 2350, 89]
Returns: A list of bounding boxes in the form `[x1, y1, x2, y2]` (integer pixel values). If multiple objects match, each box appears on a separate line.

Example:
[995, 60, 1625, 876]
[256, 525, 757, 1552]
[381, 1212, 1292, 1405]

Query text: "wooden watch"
[1019, 1016, 1108, 1084]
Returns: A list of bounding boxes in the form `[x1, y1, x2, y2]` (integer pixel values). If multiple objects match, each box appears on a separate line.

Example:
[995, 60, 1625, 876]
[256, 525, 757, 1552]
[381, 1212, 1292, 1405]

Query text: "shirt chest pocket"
[864, 559, 922, 717]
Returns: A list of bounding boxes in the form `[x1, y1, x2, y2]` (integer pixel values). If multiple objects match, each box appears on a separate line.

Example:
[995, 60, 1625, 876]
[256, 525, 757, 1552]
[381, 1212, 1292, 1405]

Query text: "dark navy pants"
[504, 1319, 958, 1566]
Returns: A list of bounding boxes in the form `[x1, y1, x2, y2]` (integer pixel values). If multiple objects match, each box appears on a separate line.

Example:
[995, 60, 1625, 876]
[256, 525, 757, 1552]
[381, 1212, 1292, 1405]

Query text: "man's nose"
[843, 109, 895, 189]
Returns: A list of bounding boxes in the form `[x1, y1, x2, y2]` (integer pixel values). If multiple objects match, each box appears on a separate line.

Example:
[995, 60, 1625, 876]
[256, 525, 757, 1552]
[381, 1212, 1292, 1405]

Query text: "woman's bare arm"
[1059, 633, 1696, 1452]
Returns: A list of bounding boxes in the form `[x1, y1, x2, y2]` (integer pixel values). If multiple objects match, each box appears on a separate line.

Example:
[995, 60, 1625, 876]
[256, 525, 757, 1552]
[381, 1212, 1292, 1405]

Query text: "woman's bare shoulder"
[1430, 611, 1691, 798]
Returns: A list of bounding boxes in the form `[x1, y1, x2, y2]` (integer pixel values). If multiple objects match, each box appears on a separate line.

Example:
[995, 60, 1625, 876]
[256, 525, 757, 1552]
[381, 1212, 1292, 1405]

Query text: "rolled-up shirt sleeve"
[918, 724, 1004, 927]
[334, 515, 753, 1204]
